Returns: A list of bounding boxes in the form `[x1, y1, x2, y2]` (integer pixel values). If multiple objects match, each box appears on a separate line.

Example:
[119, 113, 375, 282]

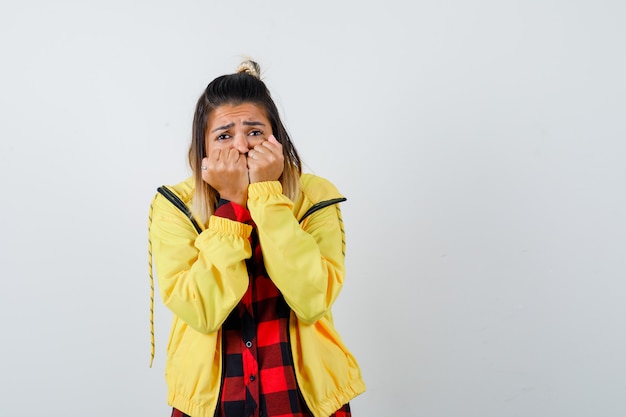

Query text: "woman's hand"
[202, 148, 249, 206]
[247, 135, 284, 183]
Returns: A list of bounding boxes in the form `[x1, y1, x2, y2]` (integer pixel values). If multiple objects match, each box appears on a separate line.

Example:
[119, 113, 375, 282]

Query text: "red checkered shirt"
[172, 200, 350, 417]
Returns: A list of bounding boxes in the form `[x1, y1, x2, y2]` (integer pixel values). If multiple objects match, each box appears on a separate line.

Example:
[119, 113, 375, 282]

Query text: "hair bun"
[236, 59, 261, 79]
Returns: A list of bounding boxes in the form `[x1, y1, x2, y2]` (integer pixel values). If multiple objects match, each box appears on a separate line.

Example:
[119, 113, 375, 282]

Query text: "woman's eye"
[217, 134, 231, 141]
[249, 130, 263, 137]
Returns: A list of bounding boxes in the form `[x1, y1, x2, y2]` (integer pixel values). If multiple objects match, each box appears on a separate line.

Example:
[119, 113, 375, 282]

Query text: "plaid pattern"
[171, 405, 351, 417]
[172, 200, 350, 417]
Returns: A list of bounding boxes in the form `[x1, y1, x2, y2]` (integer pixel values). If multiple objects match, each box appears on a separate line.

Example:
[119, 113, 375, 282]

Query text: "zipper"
[298, 197, 347, 224]
[157, 186, 202, 234]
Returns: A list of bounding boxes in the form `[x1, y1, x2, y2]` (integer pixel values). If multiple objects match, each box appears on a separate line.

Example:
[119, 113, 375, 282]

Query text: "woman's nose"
[233, 135, 250, 153]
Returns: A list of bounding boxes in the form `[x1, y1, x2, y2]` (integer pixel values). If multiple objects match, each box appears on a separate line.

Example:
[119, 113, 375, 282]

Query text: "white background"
[1, 1, 625, 416]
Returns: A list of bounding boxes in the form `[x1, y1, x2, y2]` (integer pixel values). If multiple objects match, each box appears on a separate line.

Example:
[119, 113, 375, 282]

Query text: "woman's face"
[205, 102, 273, 156]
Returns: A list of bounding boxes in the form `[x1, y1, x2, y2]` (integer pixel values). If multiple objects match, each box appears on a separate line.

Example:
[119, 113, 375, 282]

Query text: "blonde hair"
[236, 59, 261, 78]
[188, 60, 302, 224]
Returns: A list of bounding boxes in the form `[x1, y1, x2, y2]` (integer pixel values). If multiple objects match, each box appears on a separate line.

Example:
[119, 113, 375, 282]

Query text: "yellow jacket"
[149, 173, 365, 417]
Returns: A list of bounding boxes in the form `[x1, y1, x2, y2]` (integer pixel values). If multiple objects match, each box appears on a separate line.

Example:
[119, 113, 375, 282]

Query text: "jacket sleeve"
[247, 181, 346, 324]
[149, 193, 252, 334]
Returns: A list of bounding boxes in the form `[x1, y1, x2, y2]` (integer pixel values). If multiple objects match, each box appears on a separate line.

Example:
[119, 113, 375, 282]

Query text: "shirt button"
[245, 341, 252, 348]
[250, 374, 256, 381]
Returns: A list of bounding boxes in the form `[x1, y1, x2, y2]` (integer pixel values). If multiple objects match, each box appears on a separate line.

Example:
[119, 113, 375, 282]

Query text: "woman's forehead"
[208, 103, 269, 125]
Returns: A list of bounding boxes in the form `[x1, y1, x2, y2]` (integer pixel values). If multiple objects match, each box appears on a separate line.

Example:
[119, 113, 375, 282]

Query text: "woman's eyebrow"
[243, 120, 266, 127]
[210, 120, 265, 133]
[211, 122, 234, 133]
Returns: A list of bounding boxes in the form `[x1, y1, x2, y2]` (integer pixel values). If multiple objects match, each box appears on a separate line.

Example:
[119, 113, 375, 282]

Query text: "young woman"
[149, 60, 365, 417]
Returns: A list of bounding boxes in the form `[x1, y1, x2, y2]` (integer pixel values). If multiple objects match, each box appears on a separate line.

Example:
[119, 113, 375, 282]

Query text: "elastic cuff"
[207, 215, 253, 238]
[248, 181, 283, 200]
